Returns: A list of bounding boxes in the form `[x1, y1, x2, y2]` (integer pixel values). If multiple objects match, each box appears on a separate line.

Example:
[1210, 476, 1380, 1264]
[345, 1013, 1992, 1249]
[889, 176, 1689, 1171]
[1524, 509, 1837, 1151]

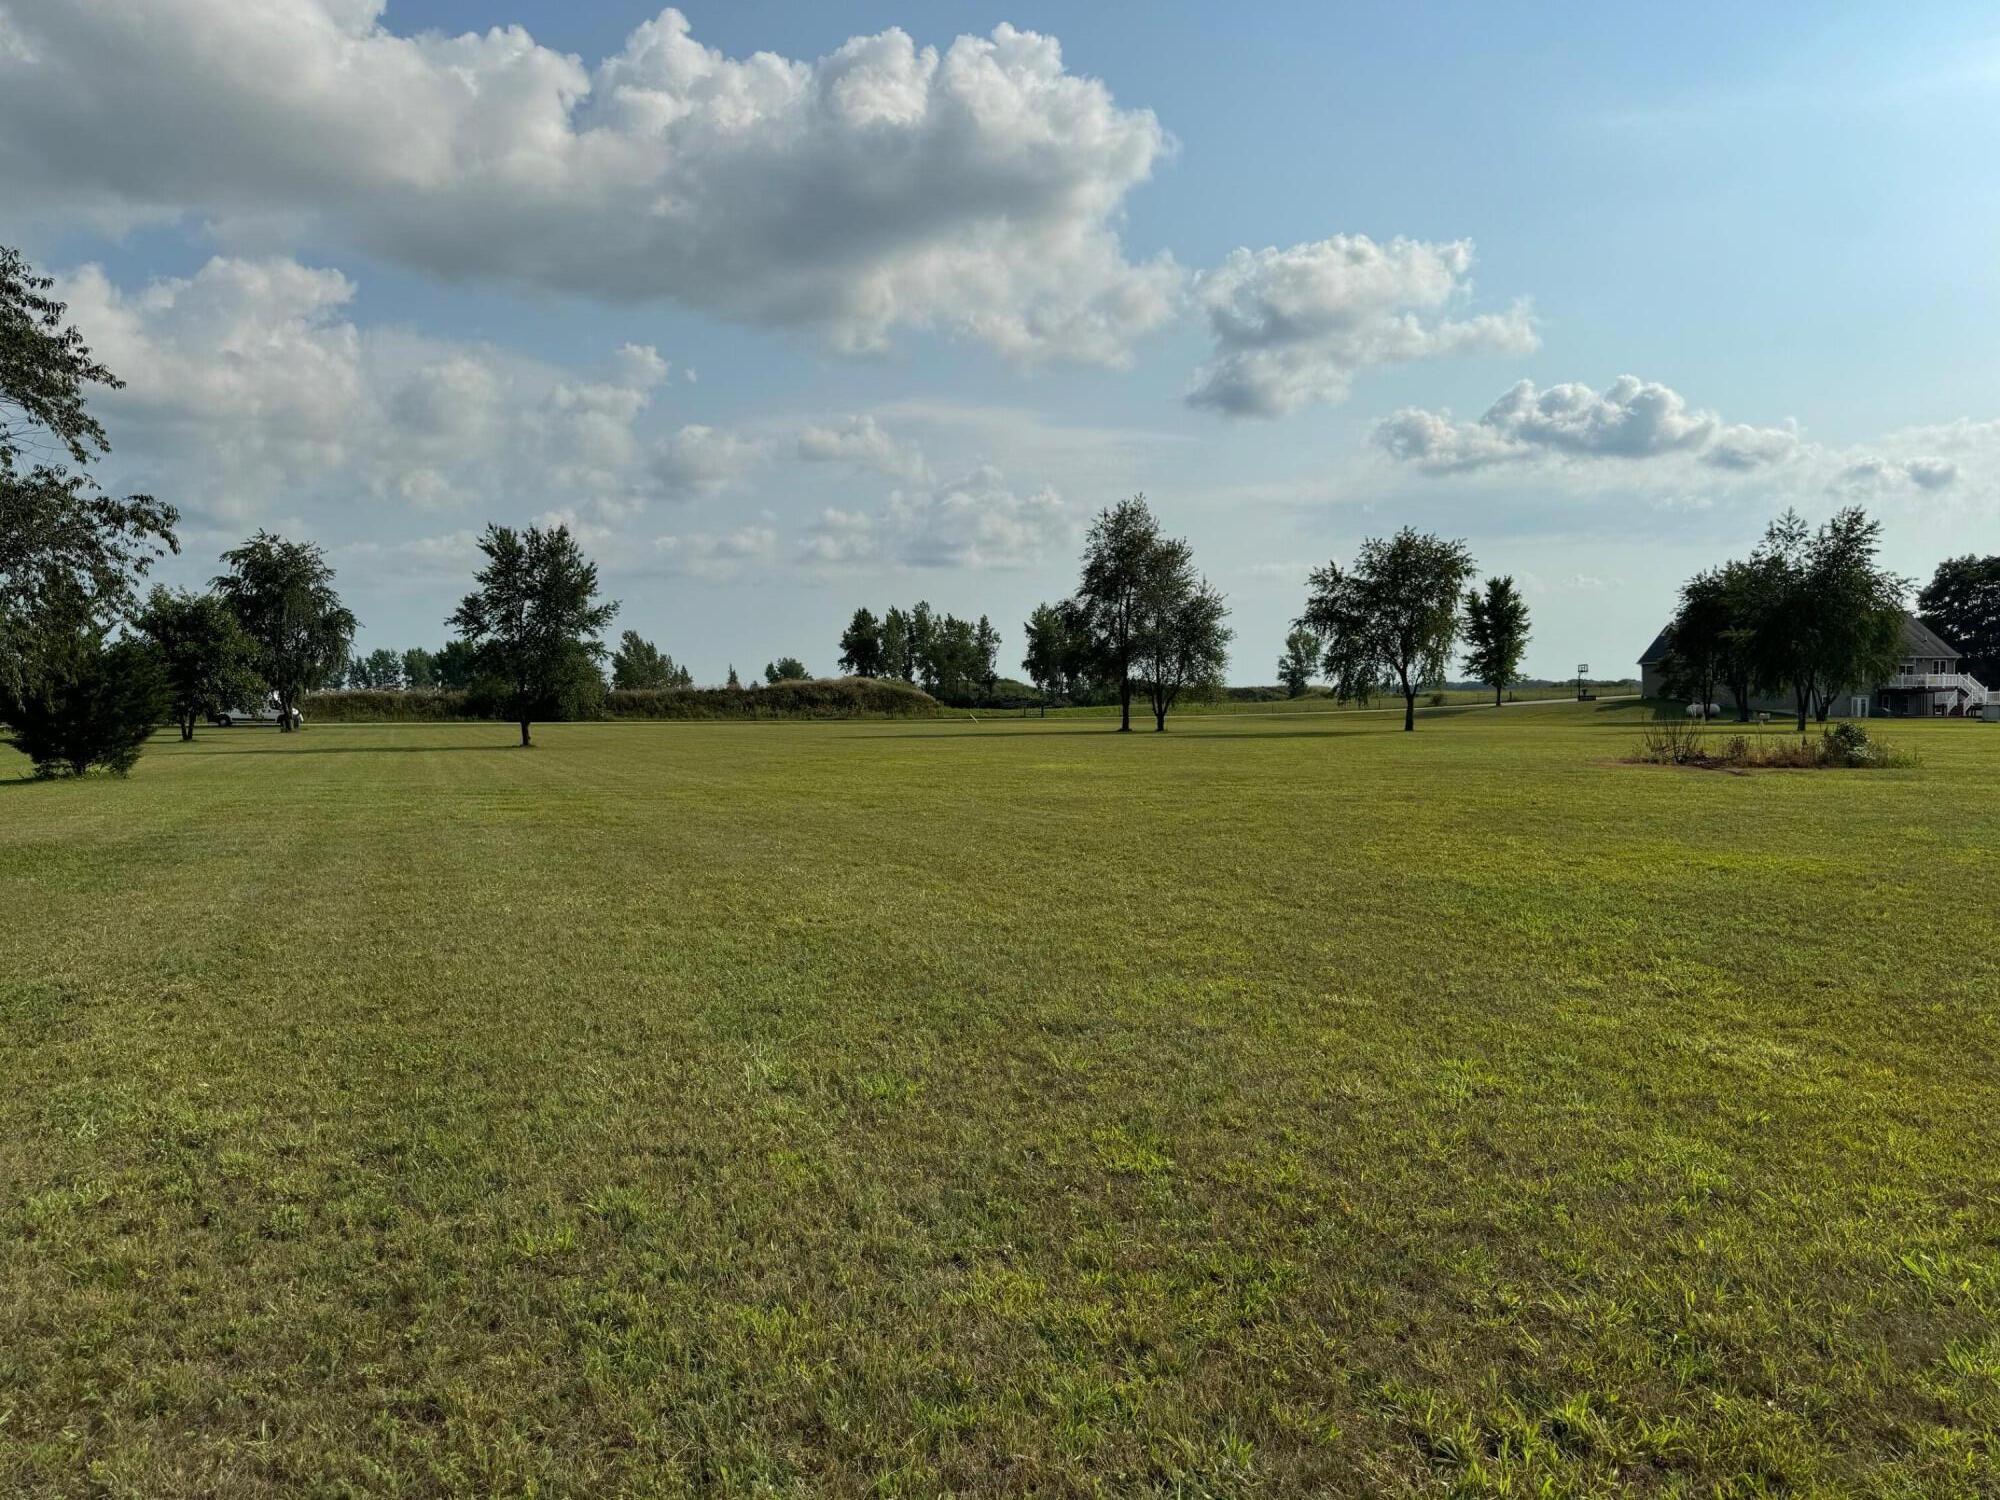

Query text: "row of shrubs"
[1630, 719, 1917, 770]
[305, 676, 943, 723]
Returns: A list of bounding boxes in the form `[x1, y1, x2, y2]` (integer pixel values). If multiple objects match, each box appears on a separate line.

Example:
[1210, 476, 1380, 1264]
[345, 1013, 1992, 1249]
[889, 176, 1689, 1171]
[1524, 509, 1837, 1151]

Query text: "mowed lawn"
[3, 705, 1997, 1497]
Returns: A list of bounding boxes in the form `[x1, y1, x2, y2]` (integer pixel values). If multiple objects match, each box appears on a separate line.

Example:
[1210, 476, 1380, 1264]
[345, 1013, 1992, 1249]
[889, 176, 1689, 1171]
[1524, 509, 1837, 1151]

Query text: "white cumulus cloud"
[0, 4, 1179, 365]
[55, 255, 684, 522]
[801, 465, 1072, 570]
[795, 416, 931, 483]
[1186, 236, 1537, 417]
[1375, 375, 1800, 473]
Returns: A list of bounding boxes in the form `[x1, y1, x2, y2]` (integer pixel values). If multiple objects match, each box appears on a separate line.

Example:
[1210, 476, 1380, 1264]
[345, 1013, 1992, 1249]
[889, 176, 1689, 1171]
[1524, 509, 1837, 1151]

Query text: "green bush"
[1629, 718, 1917, 771]
[307, 678, 943, 722]
[304, 690, 474, 722]
[605, 677, 941, 720]
[2, 637, 168, 777]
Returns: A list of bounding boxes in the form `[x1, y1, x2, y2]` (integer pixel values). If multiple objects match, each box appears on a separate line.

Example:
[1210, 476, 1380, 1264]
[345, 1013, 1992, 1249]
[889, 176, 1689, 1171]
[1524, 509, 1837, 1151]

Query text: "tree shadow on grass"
[862, 721, 1392, 743]
[191, 742, 522, 756]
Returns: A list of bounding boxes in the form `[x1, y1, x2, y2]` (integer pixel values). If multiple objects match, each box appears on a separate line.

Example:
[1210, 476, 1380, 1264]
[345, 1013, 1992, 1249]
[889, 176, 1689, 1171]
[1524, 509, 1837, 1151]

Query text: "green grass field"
[4, 704, 1997, 1496]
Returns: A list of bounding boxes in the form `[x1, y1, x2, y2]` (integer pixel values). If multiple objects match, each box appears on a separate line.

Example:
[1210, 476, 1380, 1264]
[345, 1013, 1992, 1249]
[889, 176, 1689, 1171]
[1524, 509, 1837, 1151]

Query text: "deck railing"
[1884, 672, 1987, 704]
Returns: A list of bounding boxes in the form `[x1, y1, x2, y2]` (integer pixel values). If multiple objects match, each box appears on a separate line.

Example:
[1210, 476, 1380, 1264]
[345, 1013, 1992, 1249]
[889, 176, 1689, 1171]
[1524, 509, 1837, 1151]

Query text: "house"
[1638, 612, 1989, 718]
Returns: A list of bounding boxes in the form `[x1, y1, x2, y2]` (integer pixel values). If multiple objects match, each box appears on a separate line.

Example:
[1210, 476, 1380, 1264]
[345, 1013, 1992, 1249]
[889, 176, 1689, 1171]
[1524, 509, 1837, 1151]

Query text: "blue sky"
[5, 1, 1997, 681]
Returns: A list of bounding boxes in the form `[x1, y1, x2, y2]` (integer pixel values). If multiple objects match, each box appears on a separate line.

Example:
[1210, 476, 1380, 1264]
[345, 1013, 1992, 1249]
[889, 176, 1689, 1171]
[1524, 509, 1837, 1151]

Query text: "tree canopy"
[1276, 626, 1320, 698]
[213, 532, 356, 732]
[1461, 575, 1531, 708]
[1748, 507, 1906, 731]
[837, 607, 885, 677]
[1, 244, 178, 704]
[1301, 529, 1475, 731]
[611, 630, 693, 690]
[1077, 495, 1189, 732]
[1918, 554, 2000, 686]
[136, 586, 262, 740]
[448, 523, 617, 747]
[1023, 599, 1094, 712]
[1134, 565, 1231, 731]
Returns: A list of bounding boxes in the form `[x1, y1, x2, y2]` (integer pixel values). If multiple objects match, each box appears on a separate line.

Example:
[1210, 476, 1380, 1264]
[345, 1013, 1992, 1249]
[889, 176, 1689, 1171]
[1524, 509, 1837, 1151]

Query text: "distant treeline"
[307, 677, 941, 723]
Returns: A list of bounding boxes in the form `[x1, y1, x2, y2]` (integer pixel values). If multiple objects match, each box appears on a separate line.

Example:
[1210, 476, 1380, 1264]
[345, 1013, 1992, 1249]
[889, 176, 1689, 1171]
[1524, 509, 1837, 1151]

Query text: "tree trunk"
[1118, 676, 1131, 732]
[1793, 682, 1808, 734]
[1154, 705, 1166, 731]
[1493, 683, 1502, 708]
[1403, 692, 1416, 732]
[180, 715, 195, 742]
[519, 719, 532, 747]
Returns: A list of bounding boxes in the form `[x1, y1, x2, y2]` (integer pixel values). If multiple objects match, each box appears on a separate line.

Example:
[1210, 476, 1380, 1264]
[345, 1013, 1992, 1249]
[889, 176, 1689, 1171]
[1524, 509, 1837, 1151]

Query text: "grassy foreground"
[2, 705, 1996, 1497]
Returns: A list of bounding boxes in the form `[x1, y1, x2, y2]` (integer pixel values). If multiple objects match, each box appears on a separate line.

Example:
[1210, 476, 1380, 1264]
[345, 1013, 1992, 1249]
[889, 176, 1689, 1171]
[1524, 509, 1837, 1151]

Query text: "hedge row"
[604, 677, 942, 720]
[304, 690, 469, 721]
[305, 677, 943, 723]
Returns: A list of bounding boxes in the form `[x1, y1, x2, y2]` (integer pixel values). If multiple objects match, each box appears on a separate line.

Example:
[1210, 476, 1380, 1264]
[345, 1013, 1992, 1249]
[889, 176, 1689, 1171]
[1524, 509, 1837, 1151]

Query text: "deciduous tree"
[1300, 529, 1475, 732]
[136, 586, 261, 740]
[611, 630, 692, 690]
[448, 523, 618, 747]
[880, 607, 913, 683]
[214, 532, 356, 731]
[837, 607, 885, 677]
[1462, 575, 1531, 708]
[1, 244, 178, 702]
[348, 647, 404, 690]
[1918, 554, 2000, 685]
[1078, 495, 1187, 732]
[765, 656, 807, 683]
[433, 639, 479, 690]
[401, 646, 437, 690]
[1749, 507, 1905, 731]
[1135, 570, 1231, 731]
[1023, 600, 1093, 713]
[1277, 626, 1320, 698]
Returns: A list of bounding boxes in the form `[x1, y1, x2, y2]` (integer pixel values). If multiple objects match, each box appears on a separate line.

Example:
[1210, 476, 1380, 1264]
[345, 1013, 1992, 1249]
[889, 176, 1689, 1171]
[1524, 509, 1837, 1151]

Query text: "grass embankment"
[2, 704, 1996, 1496]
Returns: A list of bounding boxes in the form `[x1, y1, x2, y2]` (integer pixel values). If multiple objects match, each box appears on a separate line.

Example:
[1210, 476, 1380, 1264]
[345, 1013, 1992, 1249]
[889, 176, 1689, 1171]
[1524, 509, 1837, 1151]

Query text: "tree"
[907, 603, 937, 688]
[1461, 576, 1532, 708]
[136, 587, 261, 740]
[1660, 567, 1731, 713]
[1023, 600, 1092, 713]
[916, 613, 983, 702]
[1078, 495, 1188, 732]
[881, 606, 913, 683]
[433, 639, 480, 690]
[3, 632, 167, 778]
[974, 615, 1002, 698]
[726, 664, 742, 690]
[611, 630, 691, 690]
[1300, 529, 1476, 732]
[348, 647, 404, 690]
[1748, 507, 1906, 731]
[1, 244, 178, 702]
[1277, 626, 1320, 698]
[1918, 555, 2000, 685]
[213, 532, 356, 731]
[448, 522, 618, 747]
[1135, 571, 1232, 731]
[765, 656, 807, 683]
[837, 607, 885, 677]
[402, 646, 437, 690]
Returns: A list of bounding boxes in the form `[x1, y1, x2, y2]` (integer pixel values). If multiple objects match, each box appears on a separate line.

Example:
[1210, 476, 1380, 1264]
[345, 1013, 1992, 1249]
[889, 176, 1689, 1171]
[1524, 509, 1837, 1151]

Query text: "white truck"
[210, 693, 303, 729]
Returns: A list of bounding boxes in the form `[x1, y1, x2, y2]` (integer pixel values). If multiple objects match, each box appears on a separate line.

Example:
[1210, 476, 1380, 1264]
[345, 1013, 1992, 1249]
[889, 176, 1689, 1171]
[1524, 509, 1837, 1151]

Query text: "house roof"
[1638, 612, 1960, 668]
[1901, 613, 1960, 660]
